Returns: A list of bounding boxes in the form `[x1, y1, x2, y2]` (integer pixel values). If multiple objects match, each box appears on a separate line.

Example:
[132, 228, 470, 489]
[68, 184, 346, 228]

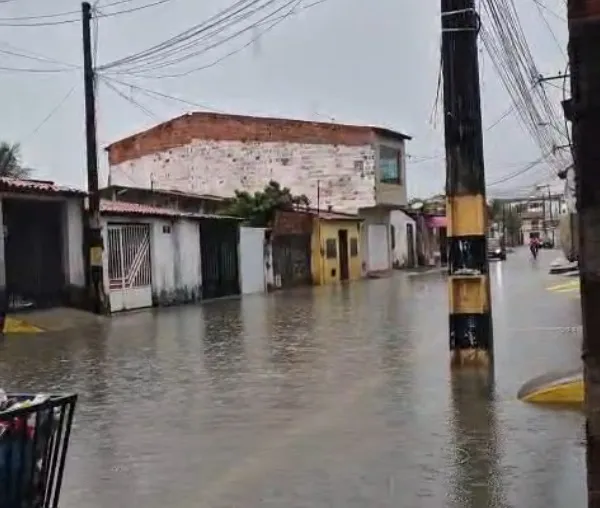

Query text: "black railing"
[0, 394, 77, 508]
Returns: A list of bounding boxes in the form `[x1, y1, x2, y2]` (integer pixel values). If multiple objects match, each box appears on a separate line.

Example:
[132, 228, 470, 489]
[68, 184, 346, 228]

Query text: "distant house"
[0, 177, 86, 310]
[105, 112, 415, 276]
[99, 199, 267, 312]
[269, 208, 363, 288]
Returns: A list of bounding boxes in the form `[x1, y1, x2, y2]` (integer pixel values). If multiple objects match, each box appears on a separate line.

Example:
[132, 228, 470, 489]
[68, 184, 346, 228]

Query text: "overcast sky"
[0, 0, 568, 198]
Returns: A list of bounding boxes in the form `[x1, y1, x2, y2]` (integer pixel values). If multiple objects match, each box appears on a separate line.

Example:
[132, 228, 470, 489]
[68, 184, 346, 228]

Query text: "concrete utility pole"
[82, 2, 107, 314]
[565, 0, 600, 505]
[441, 0, 493, 368]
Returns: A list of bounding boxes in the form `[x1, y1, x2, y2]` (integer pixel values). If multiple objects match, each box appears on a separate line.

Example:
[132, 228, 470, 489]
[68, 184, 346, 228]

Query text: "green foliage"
[0, 142, 30, 178]
[221, 180, 310, 227]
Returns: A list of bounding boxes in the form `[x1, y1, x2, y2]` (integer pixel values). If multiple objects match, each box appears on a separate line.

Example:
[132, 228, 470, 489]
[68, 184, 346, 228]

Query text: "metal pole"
[565, 0, 600, 504]
[441, 0, 493, 369]
[82, 2, 106, 314]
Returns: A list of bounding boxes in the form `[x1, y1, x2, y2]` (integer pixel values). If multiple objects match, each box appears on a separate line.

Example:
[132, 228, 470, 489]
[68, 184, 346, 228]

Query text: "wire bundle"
[480, 0, 571, 182]
[97, 0, 325, 79]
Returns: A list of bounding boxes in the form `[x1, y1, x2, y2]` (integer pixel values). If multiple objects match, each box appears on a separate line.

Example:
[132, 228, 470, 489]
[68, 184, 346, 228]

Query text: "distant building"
[105, 112, 416, 274]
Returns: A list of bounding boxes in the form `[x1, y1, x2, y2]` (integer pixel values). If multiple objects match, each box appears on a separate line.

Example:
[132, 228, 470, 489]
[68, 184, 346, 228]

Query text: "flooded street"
[0, 248, 585, 507]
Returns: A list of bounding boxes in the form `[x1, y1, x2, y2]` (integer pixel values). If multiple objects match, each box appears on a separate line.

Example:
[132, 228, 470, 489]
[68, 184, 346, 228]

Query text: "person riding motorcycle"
[529, 237, 540, 259]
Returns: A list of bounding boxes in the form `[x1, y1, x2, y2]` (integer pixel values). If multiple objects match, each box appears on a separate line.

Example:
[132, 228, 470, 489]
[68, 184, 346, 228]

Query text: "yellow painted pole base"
[518, 369, 583, 405]
[450, 348, 492, 369]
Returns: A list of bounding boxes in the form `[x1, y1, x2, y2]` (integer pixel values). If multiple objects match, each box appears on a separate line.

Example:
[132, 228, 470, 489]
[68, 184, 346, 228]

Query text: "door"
[338, 229, 349, 281]
[439, 226, 448, 266]
[239, 227, 266, 294]
[272, 234, 312, 287]
[406, 223, 415, 267]
[367, 224, 390, 272]
[200, 219, 240, 299]
[4, 199, 65, 309]
[107, 223, 152, 312]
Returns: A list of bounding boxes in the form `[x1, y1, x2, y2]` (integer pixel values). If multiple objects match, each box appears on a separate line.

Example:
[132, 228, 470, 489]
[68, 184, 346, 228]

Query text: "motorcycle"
[530, 242, 539, 260]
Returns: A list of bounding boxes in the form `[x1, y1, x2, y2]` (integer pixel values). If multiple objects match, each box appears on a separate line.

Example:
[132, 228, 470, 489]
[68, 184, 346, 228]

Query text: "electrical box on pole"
[440, 0, 493, 369]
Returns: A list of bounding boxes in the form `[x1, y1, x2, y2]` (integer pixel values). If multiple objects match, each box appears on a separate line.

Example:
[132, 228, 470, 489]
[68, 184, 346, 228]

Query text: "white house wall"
[64, 199, 85, 289]
[172, 219, 202, 303]
[390, 210, 416, 268]
[110, 140, 378, 213]
[101, 216, 203, 311]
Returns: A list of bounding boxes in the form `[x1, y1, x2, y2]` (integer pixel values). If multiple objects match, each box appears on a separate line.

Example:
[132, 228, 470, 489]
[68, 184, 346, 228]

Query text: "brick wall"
[107, 113, 379, 166]
[109, 138, 379, 213]
[273, 210, 313, 236]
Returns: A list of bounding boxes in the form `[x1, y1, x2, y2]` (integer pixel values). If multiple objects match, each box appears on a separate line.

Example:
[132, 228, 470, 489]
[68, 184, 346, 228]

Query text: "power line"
[99, 0, 328, 77]
[99, 76, 159, 120]
[21, 85, 77, 142]
[486, 154, 551, 187]
[98, 0, 268, 71]
[99, 74, 224, 112]
[0, 64, 76, 73]
[0, 42, 78, 69]
[0, 0, 173, 26]
[530, 0, 566, 22]
[532, 0, 566, 59]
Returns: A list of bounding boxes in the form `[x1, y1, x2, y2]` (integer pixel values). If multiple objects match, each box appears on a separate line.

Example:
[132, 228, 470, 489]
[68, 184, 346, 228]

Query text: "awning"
[426, 216, 447, 229]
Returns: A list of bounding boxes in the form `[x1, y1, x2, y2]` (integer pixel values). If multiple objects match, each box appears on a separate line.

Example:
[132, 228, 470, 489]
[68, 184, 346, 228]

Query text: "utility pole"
[565, 0, 600, 505]
[502, 200, 507, 247]
[548, 186, 554, 245]
[441, 0, 493, 368]
[82, 2, 106, 314]
[542, 190, 548, 239]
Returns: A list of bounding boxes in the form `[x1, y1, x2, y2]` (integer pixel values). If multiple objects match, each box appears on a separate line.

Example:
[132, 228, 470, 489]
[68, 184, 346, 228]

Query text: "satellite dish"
[411, 201, 424, 210]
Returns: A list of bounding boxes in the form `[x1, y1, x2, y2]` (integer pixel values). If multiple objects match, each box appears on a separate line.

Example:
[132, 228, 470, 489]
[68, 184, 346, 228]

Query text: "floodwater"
[0, 248, 586, 507]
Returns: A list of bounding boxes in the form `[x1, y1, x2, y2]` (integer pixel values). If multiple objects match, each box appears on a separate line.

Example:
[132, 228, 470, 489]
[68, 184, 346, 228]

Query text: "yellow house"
[310, 210, 364, 285]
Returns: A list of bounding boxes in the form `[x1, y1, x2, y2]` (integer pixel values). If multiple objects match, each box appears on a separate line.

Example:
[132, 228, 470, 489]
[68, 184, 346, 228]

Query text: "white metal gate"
[107, 223, 152, 312]
[239, 227, 266, 294]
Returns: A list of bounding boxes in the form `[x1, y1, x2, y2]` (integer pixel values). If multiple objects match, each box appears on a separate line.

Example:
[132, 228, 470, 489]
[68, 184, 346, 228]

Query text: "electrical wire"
[98, 74, 224, 112]
[533, 0, 566, 59]
[0, 42, 78, 69]
[0, 0, 173, 26]
[20, 85, 77, 142]
[99, 76, 159, 120]
[487, 153, 552, 187]
[98, 0, 268, 71]
[99, 0, 328, 77]
[530, 0, 566, 22]
[480, 0, 570, 177]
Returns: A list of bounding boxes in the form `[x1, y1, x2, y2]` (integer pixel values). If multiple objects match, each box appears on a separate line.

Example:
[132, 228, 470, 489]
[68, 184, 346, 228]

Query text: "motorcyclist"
[529, 236, 540, 259]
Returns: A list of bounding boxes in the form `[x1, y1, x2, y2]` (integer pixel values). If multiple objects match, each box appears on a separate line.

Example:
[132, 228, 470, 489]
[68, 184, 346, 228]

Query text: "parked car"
[487, 238, 506, 261]
[541, 238, 555, 249]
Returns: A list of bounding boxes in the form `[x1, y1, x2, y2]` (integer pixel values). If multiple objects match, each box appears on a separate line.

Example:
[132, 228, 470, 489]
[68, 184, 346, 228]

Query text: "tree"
[221, 180, 310, 227]
[0, 142, 30, 178]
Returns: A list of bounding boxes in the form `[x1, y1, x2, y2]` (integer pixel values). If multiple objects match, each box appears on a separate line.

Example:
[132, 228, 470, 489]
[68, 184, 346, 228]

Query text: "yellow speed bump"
[3, 316, 44, 333]
[518, 369, 583, 405]
[547, 279, 580, 293]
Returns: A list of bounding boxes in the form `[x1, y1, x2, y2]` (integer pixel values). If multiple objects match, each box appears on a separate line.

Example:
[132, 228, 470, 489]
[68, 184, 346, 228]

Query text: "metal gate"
[272, 234, 312, 287]
[107, 223, 152, 312]
[200, 219, 240, 300]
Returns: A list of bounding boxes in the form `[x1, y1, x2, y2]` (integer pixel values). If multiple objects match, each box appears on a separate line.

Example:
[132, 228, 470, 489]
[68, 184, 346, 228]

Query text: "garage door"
[367, 224, 390, 272]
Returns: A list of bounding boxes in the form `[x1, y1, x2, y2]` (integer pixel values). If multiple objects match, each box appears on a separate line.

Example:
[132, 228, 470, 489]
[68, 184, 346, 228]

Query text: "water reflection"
[201, 299, 246, 395]
[448, 370, 507, 507]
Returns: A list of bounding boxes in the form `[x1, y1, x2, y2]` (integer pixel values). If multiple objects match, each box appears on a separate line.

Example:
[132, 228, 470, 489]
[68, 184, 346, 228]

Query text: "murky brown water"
[0, 249, 585, 507]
